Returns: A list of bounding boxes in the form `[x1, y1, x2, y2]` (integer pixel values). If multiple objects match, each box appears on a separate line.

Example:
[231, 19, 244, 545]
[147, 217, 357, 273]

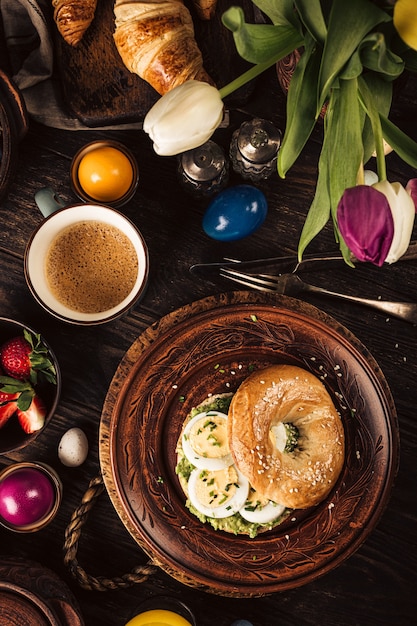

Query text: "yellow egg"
[77, 146, 134, 202]
[125, 609, 193, 626]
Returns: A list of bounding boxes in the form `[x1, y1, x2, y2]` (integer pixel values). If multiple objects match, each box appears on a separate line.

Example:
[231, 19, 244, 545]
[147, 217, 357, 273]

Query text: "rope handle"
[63, 474, 158, 591]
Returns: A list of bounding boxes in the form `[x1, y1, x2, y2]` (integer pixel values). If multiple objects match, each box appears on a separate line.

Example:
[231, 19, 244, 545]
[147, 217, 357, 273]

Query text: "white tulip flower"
[374, 180, 415, 264]
[143, 81, 224, 157]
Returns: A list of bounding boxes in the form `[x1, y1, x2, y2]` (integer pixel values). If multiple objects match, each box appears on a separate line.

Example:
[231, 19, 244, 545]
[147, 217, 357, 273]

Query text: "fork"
[220, 268, 417, 324]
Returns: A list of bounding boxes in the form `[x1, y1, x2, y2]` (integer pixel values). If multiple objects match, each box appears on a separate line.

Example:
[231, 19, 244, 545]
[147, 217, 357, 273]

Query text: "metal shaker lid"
[236, 118, 281, 164]
[180, 140, 227, 182]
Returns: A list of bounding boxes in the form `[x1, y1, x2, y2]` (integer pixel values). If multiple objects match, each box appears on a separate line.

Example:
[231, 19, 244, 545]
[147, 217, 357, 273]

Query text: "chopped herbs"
[284, 423, 299, 453]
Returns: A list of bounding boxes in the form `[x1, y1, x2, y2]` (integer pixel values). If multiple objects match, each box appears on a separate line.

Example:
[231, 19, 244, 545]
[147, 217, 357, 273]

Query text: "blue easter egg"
[202, 185, 268, 241]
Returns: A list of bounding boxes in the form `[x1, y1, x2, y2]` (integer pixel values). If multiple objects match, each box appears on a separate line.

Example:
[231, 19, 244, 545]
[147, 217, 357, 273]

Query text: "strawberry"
[0, 329, 57, 385]
[0, 389, 19, 429]
[0, 375, 46, 434]
[17, 395, 46, 434]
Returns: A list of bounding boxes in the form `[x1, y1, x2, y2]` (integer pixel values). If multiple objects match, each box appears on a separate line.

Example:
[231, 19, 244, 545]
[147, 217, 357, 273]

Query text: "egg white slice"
[270, 422, 287, 452]
[187, 466, 250, 519]
[239, 497, 286, 524]
[181, 410, 233, 470]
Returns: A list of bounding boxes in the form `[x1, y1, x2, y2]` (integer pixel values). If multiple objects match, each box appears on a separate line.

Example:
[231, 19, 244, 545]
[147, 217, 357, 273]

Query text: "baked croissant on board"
[113, 0, 214, 95]
[52, 0, 98, 46]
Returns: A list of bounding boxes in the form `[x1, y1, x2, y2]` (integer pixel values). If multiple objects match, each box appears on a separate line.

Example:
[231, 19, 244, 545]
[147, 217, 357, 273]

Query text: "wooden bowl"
[100, 292, 399, 597]
[0, 70, 28, 202]
[0, 318, 61, 454]
[0, 556, 84, 625]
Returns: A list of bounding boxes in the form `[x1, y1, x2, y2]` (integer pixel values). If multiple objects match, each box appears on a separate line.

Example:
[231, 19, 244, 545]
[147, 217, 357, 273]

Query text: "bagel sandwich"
[175, 364, 345, 537]
[175, 393, 293, 538]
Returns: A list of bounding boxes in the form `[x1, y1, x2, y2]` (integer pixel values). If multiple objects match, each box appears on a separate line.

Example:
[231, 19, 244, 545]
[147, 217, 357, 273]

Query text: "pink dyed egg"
[0, 467, 55, 527]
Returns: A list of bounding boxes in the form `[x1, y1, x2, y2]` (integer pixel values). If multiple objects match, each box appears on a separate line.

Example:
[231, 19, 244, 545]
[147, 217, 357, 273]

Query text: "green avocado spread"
[175, 393, 292, 539]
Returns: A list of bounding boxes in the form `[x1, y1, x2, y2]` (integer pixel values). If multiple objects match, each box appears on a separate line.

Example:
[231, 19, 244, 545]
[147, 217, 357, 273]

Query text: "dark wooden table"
[1, 60, 416, 626]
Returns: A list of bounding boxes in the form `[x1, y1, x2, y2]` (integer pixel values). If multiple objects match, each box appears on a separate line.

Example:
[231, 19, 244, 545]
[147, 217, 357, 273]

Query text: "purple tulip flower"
[337, 180, 415, 266]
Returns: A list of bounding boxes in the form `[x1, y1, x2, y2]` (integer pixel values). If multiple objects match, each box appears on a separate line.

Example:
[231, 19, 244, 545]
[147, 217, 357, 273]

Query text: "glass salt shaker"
[230, 118, 282, 182]
[178, 140, 229, 197]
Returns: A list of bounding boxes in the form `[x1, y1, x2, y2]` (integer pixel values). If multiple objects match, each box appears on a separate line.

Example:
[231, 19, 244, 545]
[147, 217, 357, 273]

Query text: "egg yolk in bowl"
[77, 146, 134, 203]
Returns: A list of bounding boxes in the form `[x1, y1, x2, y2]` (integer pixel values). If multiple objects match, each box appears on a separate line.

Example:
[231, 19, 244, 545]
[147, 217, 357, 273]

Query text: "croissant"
[113, 0, 214, 95]
[52, 0, 97, 47]
[191, 0, 217, 20]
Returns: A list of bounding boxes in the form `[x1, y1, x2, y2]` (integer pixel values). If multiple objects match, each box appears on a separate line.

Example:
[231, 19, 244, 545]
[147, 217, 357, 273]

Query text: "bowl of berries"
[0, 318, 61, 454]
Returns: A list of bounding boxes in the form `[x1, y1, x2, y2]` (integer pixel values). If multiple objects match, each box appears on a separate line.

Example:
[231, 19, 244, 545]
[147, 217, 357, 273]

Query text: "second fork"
[220, 268, 417, 324]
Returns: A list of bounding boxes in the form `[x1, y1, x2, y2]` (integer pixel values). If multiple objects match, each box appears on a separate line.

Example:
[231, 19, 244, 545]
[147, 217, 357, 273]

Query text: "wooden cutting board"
[54, 0, 257, 127]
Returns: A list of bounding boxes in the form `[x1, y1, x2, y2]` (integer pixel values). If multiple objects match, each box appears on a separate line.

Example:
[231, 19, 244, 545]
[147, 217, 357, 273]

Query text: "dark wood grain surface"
[1, 44, 417, 626]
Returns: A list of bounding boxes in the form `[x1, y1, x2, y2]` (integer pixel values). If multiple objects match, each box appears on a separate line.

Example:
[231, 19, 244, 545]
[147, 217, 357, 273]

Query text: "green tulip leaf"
[339, 51, 364, 81]
[360, 73, 392, 162]
[298, 163, 331, 260]
[360, 33, 404, 78]
[359, 71, 393, 117]
[298, 79, 363, 260]
[341, 32, 404, 81]
[294, 0, 327, 44]
[380, 114, 417, 168]
[358, 76, 387, 180]
[318, 0, 391, 114]
[222, 6, 303, 64]
[278, 36, 322, 177]
[327, 79, 363, 215]
[252, 0, 298, 27]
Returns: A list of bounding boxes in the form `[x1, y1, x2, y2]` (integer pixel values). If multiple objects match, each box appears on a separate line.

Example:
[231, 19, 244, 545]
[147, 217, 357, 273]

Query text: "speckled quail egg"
[58, 427, 88, 467]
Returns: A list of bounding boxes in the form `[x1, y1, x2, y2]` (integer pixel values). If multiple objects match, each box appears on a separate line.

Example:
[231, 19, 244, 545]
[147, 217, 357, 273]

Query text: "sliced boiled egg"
[270, 421, 299, 453]
[269, 422, 287, 452]
[239, 487, 286, 524]
[187, 465, 249, 519]
[182, 410, 233, 470]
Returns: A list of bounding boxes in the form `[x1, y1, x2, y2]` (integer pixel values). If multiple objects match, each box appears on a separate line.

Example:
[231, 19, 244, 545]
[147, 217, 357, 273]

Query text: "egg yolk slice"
[187, 465, 249, 518]
[181, 411, 233, 470]
[239, 487, 286, 524]
[77, 146, 134, 202]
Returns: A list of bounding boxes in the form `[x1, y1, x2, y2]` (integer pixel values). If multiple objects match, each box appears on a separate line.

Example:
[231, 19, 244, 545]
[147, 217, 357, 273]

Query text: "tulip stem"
[219, 56, 282, 100]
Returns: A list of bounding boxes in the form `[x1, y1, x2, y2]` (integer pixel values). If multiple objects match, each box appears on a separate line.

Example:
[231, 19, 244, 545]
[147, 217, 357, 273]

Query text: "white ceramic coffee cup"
[24, 188, 149, 325]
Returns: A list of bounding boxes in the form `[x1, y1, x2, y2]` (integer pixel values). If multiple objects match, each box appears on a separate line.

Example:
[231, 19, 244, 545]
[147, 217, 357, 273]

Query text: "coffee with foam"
[45, 220, 138, 314]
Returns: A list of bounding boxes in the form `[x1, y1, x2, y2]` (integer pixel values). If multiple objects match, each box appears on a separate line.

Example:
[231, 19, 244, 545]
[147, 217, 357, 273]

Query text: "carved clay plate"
[0, 557, 84, 625]
[100, 292, 399, 597]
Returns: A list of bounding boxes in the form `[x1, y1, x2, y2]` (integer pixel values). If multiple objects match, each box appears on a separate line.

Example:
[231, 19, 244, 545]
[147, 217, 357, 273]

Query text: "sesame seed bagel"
[228, 364, 345, 509]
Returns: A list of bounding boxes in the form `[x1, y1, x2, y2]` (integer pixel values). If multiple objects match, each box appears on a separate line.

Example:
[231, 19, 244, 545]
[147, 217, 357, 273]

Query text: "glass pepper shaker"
[230, 118, 282, 182]
[177, 140, 229, 197]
